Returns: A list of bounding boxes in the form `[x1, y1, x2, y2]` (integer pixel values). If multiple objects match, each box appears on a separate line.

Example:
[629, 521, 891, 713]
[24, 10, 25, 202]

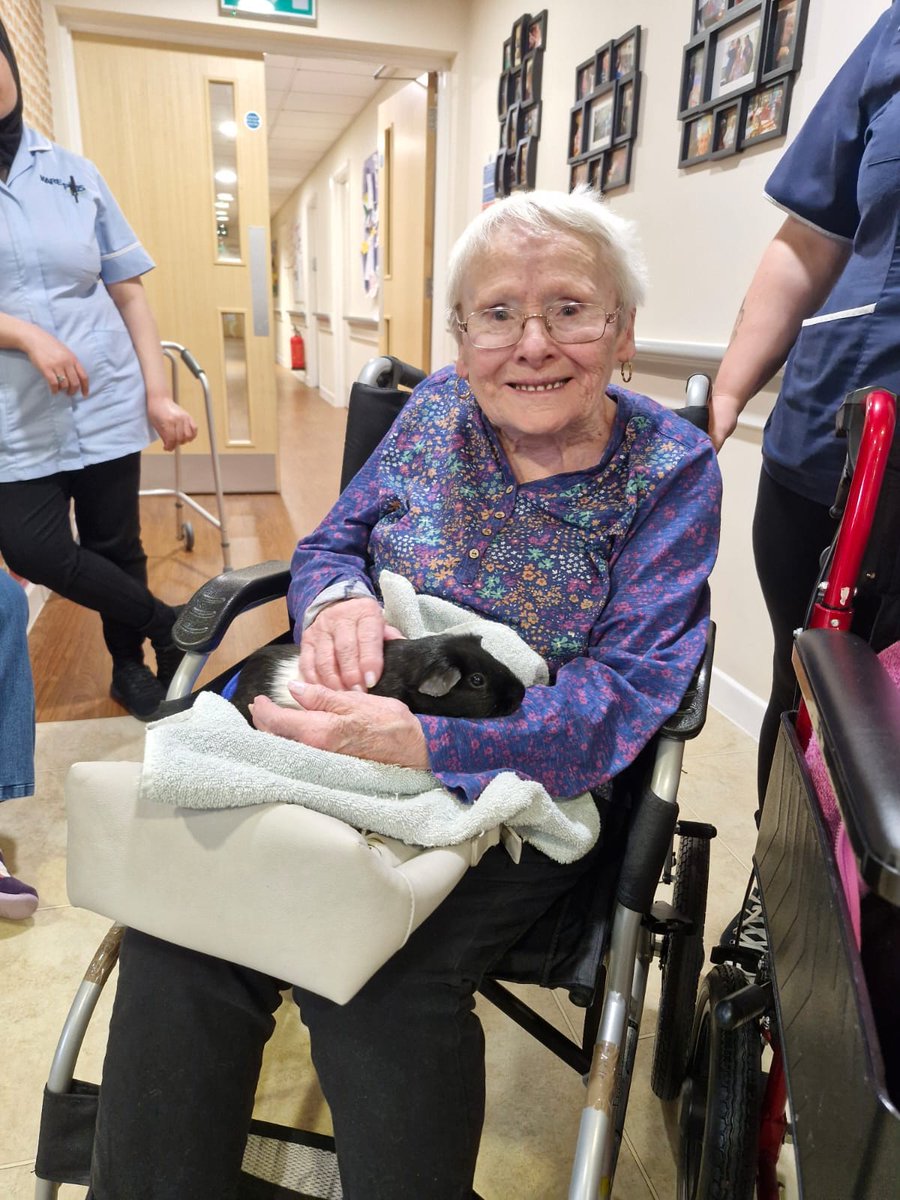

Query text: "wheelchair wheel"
[651, 832, 710, 1100]
[677, 963, 760, 1200]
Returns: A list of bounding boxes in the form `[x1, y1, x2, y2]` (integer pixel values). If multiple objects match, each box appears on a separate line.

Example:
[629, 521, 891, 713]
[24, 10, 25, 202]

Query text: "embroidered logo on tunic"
[40, 174, 86, 202]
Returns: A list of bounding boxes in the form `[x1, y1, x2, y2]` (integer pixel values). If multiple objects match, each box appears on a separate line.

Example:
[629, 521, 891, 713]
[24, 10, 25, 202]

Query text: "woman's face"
[0, 51, 17, 120]
[454, 225, 635, 445]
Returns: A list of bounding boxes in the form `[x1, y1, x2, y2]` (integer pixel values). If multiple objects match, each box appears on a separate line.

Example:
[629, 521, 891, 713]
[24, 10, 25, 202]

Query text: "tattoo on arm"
[728, 302, 746, 345]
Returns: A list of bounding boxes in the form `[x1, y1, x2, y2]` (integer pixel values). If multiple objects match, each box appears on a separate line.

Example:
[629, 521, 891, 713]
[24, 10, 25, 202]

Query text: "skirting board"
[140, 452, 277, 494]
[709, 666, 765, 744]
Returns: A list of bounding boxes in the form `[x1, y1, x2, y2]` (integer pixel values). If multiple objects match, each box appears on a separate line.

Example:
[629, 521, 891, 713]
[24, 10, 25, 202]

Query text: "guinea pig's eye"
[468, 672, 487, 689]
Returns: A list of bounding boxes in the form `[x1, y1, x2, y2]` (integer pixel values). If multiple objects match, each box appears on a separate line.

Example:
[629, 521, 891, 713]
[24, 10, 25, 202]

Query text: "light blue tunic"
[0, 125, 156, 482]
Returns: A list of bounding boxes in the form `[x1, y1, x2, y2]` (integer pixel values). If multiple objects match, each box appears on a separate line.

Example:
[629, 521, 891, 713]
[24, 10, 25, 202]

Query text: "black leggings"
[751, 466, 837, 807]
[0, 453, 173, 662]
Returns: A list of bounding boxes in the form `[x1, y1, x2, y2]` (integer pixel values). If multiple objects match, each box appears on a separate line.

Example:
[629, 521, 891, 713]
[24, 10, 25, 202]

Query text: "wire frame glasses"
[458, 301, 621, 349]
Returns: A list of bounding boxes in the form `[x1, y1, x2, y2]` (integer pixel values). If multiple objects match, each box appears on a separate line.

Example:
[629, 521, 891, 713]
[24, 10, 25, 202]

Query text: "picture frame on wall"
[510, 15, 527, 70]
[570, 159, 590, 189]
[527, 9, 548, 52]
[680, 40, 708, 115]
[613, 28, 640, 79]
[679, 110, 715, 166]
[761, 0, 807, 80]
[614, 76, 640, 143]
[710, 5, 764, 102]
[588, 154, 604, 190]
[576, 57, 595, 101]
[594, 42, 613, 89]
[504, 104, 522, 152]
[497, 72, 510, 119]
[710, 97, 743, 157]
[521, 49, 543, 106]
[694, 0, 729, 35]
[742, 75, 792, 146]
[502, 37, 512, 72]
[587, 88, 615, 154]
[515, 136, 538, 188]
[603, 142, 632, 191]
[522, 102, 542, 139]
[569, 103, 587, 160]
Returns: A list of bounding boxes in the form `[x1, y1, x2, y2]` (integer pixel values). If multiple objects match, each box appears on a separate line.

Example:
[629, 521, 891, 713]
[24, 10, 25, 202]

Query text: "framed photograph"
[694, 0, 729, 34]
[497, 72, 510, 119]
[521, 49, 543, 106]
[594, 42, 613, 89]
[502, 38, 512, 72]
[527, 10, 548, 53]
[680, 40, 708, 115]
[613, 27, 640, 79]
[614, 76, 640, 143]
[679, 110, 715, 166]
[569, 159, 590, 191]
[710, 6, 764, 102]
[521, 101, 542, 139]
[576, 57, 595, 101]
[510, 15, 527, 70]
[514, 136, 538, 189]
[742, 76, 792, 146]
[569, 103, 587, 161]
[508, 68, 522, 108]
[710, 98, 743, 158]
[603, 143, 632, 191]
[504, 104, 522, 153]
[587, 154, 604, 191]
[762, 0, 807, 80]
[587, 87, 615, 154]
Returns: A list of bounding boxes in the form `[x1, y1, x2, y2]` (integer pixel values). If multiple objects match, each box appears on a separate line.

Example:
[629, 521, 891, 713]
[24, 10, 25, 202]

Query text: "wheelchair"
[677, 386, 900, 1200]
[35, 357, 718, 1200]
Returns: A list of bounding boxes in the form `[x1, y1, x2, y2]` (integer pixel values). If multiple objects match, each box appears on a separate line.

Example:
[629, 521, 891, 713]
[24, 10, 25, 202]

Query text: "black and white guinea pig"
[229, 632, 526, 724]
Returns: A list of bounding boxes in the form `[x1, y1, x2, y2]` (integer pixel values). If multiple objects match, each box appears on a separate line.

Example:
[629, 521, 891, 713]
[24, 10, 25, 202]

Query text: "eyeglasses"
[457, 301, 621, 349]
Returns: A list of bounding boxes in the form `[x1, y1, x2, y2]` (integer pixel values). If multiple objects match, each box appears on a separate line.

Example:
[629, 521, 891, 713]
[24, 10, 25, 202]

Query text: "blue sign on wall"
[219, 1, 316, 25]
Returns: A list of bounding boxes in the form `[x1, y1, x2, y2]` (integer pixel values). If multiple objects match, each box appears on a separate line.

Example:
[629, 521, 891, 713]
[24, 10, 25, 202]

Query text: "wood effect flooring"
[29, 368, 348, 722]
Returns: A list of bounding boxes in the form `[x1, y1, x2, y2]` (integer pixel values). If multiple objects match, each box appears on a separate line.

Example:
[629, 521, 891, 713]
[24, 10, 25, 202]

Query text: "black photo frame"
[569, 159, 590, 190]
[594, 42, 614, 90]
[613, 27, 640, 80]
[709, 3, 764, 104]
[761, 0, 808, 80]
[521, 48, 543, 106]
[521, 101, 542, 140]
[742, 75, 792, 146]
[603, 142, 632, 191]
[679, 110, 715, 166]
[497, 72, 510, 119]
[569, 103, 588, 160]
[710, 97, 744, 158]
[693, 0, 730, 35]
[586, 85, 615, 155]
[679, 38, 709, 116]
[514, 136, 538, 189]
[502, 37, 512, 72]
[504, 104, 522, 153]
[614, 75, 640, 143]
[510, 15, 527, 70]
[587, 154, 604, 191]
[576, 56, 595, 101]
[527, 9, 547, 53]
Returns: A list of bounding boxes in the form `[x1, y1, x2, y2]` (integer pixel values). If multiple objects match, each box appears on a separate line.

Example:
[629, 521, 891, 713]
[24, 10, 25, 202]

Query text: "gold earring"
[620, 361, 633, 384]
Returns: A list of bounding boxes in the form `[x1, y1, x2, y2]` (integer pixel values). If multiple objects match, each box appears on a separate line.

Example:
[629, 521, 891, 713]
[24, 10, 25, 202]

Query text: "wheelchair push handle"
[358, 355, 428, 391]
[675, 373, 711, 434]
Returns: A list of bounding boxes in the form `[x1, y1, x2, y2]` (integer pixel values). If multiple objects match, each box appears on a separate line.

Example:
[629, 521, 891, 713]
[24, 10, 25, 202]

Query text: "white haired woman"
[90, 189, 721, 1200]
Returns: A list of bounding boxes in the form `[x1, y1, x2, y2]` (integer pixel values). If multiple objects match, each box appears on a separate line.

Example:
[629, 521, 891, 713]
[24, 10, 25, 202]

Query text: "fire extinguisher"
[290, 328, 306, 371]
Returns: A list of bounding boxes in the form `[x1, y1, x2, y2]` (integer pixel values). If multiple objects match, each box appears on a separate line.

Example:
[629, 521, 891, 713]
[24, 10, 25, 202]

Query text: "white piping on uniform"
[801, 303, 876, 327]
[100, 241, 142, 261]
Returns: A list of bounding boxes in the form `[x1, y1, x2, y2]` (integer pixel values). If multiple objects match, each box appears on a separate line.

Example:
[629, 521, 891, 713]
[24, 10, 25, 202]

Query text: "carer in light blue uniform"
[0, 19, 196, 719]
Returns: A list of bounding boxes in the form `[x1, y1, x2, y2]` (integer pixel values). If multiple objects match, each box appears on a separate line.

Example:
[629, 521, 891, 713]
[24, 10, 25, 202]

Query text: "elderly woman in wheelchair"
[86, 188, 721, 1200]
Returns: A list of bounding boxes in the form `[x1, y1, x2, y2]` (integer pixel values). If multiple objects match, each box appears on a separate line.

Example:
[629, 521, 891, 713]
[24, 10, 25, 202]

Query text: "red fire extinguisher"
[290, 328, 306, 371]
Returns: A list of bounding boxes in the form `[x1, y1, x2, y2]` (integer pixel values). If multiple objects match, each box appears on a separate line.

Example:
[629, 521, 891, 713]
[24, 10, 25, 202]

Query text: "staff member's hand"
[300, 596, 403, 692]
[23, 325, 89, 396]
[249, 684, 430, 769]
[148, 394, 198, 450]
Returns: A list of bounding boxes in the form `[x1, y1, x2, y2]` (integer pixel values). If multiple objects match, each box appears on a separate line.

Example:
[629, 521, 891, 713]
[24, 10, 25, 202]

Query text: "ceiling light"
[218, 120, 238, 139]
[215, 168, 238, 184]
[216, 192, 235, 201]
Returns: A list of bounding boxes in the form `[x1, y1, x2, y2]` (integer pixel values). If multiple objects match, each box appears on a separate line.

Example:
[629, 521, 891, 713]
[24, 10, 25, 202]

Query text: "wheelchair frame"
[678, 386, 900, 1200]
[35, 358, 720, 1200]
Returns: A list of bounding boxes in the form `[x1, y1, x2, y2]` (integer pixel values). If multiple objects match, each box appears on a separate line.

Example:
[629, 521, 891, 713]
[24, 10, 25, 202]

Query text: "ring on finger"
[55, 374, 66, 384]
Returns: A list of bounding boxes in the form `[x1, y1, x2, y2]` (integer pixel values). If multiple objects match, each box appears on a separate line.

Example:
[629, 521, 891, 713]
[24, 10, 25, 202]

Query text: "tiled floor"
[0, 704, 769, 1199]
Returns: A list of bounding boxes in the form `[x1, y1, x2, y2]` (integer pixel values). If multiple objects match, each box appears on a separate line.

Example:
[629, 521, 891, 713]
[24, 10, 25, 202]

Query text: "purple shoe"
[0, 850, 38, 920]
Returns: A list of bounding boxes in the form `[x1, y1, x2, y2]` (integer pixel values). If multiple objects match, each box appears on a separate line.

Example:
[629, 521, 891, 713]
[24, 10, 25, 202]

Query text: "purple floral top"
[288, 365, 721, 803]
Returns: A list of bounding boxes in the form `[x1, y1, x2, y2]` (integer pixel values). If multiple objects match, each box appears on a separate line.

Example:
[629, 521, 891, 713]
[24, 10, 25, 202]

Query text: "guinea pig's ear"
[416, 659, 462, 698]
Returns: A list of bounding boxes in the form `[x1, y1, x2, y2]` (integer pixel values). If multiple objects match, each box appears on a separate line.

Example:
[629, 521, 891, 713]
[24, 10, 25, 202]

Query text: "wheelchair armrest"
[793, 629, 900, 904]
[173, 560, 291, 655]
[660, 621, 716, 740]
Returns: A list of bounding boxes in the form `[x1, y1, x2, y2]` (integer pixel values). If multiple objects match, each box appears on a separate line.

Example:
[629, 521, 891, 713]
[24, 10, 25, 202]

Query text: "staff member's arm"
[106, 277, 198, 451]
[710, 216, 850, 451]
[0, 311, 88, 396]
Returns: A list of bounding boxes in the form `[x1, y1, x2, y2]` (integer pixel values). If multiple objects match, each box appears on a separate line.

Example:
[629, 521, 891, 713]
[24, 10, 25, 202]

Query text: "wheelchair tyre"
[181, 521, 195, 552]
[651, 833, 710, 1100]
[677, 964, 760, 1200]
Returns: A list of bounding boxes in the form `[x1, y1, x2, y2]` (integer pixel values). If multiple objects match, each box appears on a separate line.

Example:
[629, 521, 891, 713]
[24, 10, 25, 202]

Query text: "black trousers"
[0, 453, 173, 662]
[89, 840, 602, 1200]
[751, 465, 837, 807]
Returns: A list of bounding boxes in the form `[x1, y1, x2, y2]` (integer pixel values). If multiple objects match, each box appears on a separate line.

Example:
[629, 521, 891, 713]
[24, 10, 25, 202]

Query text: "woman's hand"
[249, 684, 430, 769]
[147, 394, 198, 450]
[299, 596, 403, 692]
[708, 389, 744, 452]
[21, 325, 89, 397]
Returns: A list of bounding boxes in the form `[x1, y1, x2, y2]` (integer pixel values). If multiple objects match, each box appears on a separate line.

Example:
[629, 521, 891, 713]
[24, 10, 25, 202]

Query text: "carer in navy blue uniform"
[711, 3, 900, 803]
[0, 21, 197, 718]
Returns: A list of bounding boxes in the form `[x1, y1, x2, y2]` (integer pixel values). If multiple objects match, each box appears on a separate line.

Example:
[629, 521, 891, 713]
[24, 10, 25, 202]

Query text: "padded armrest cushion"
[174, 560, 291, 655]
[793, 629, 900, 903]
[65, 762, 481, 1003]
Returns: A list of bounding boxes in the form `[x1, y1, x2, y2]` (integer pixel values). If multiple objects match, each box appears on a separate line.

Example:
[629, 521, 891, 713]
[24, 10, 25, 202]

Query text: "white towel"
[140, 573, 600, 864]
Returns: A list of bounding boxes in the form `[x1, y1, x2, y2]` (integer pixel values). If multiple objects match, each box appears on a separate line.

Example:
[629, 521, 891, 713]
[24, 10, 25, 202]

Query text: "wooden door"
[72, 36, 277, 491]
[377, 75, 437, 373]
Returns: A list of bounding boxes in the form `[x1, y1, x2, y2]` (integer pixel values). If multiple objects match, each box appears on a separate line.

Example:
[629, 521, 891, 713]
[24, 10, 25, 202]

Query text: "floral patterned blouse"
[288, 365, 721, 803]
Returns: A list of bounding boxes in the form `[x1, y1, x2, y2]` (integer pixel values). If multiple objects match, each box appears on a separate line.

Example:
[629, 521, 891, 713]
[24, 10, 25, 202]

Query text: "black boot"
[146, 603, 186, 689]
[110, 659, 166, 720]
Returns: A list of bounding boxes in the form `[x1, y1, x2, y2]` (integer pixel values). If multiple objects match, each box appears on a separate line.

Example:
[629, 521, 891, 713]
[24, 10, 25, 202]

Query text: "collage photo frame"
[496, 10, 548, 196]
[678, 0, 807, 167]
[568, 26, 642, 193]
